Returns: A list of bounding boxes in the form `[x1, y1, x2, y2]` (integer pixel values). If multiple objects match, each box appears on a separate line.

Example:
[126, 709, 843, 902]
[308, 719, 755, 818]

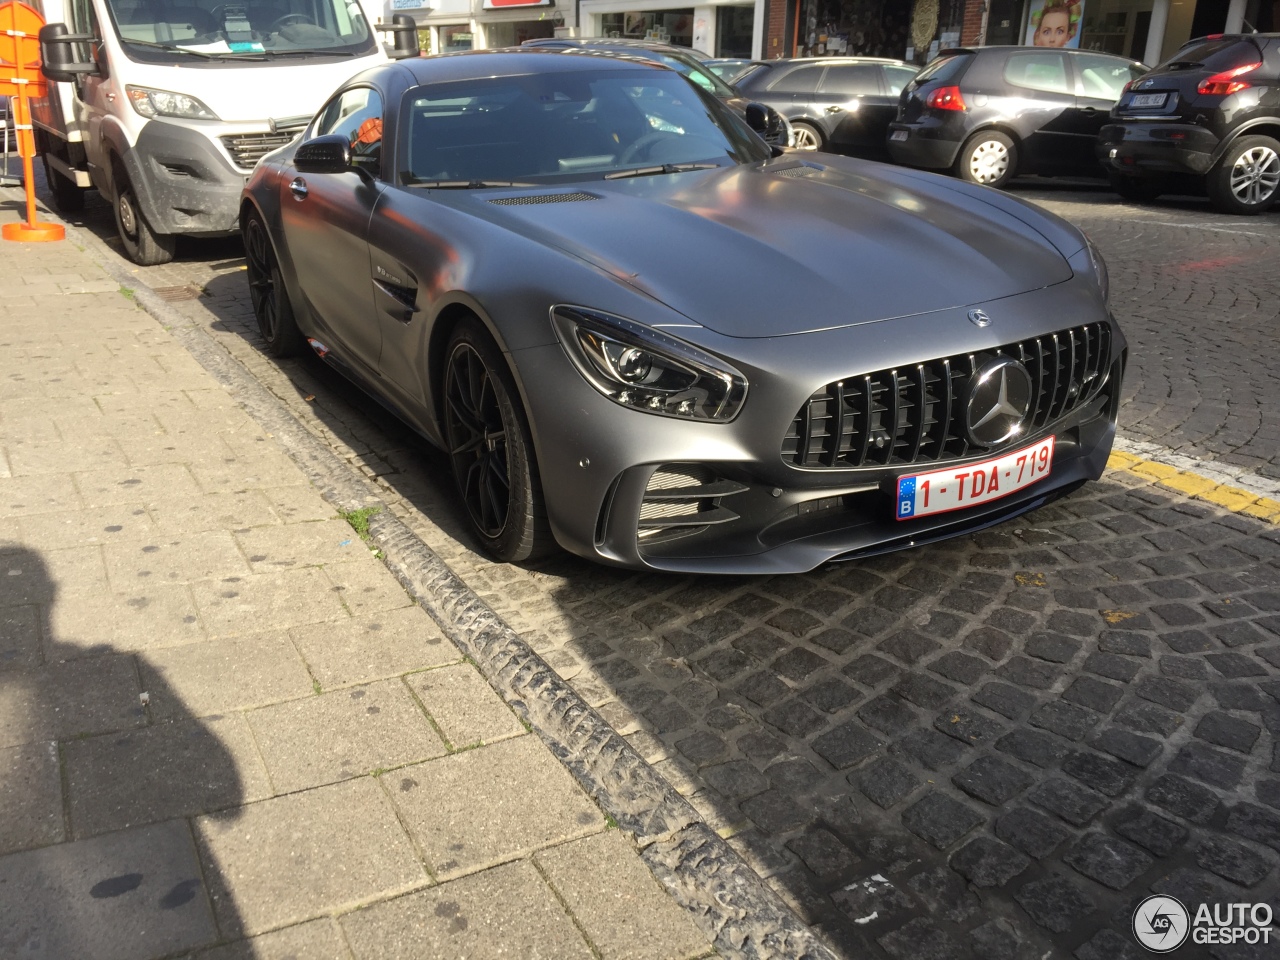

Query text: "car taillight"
[925, 85, 966, 111]
[1197, 61, 1261, 95]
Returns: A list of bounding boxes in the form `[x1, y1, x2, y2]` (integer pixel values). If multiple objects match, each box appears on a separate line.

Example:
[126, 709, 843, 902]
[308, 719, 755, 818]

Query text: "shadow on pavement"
[0, 545, 246, 958]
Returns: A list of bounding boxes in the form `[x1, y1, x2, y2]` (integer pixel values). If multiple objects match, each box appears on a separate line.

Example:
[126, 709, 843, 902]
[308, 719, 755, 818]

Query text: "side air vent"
[773, 164, 820, 178]
[489, 192, 598, 206]
[638, 465, 747, 545]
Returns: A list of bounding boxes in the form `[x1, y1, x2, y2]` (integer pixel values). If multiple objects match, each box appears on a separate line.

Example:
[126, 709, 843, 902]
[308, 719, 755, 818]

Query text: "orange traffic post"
[1, 0, 64, 242]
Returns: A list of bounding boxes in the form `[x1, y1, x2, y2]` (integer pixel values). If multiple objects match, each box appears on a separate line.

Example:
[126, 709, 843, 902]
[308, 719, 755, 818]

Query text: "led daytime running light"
[552, 306, 747, 422]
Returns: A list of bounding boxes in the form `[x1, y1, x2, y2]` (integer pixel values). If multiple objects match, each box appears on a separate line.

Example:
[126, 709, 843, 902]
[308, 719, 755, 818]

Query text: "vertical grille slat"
[783, 322, 1112, 470]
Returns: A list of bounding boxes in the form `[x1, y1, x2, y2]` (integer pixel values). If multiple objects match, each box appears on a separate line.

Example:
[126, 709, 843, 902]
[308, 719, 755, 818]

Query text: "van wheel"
[112, 169, 175, 265]
[1207, 135, 1280, 215]
[39, 154, 85, 212]
[955, 130, 1017, 188]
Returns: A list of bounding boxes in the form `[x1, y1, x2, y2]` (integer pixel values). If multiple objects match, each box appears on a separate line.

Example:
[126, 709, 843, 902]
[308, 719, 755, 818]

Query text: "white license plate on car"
[890, 130, 909, 141]
[895, 437, 1055, 520]
[1129, 93, 1167, 108]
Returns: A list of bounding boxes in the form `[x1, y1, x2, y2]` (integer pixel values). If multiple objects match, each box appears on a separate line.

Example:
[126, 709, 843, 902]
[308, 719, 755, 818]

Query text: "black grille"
[782, 322, 1112, 469]
[489, 192, 598, 206]
[220, 129, 303, 170]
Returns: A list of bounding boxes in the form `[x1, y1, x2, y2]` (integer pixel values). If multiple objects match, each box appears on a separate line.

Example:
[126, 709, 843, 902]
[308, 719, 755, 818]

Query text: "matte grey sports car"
[240, 49, 1125, 574]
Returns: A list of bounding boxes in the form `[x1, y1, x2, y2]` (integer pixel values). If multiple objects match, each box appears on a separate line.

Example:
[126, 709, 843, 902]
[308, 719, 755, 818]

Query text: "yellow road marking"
[1107, 451, 1280, 524]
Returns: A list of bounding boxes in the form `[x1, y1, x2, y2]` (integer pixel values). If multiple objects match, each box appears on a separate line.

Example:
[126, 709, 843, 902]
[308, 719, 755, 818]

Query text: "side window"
[819, 64, 882, 97]
[1075, 54, 1137, 101]
[1003, 52, 1070, 95]
[315, 87, 384, 177]
[883, 65, 919, 96]
[767, 65, 824, 95]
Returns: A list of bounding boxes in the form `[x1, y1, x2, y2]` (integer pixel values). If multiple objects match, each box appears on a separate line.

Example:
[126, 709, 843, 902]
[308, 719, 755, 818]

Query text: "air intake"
[489, 192, 598, 206]
[638, 465, 747, 545]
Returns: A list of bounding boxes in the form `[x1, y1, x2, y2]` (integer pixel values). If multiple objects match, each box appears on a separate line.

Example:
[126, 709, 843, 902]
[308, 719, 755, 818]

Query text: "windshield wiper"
[406, 179, 536, 189]
[261, 49, 360, 58]
[122, 38, 265, 59]
[604, 162, 720, 180]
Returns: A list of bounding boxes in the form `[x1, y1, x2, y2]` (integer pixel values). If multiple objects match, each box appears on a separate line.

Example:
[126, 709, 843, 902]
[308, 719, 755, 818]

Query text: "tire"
[39, 152, 85, 212]
[791, 120, 824, 152]
[442, 320, 553, 563]
[242, 208, 305, 358]
[955, 130, 1017, 188]
[112, 167, 176, 265]
[1109, 172, 1163, 204]
[1206, 135, 1280, 215]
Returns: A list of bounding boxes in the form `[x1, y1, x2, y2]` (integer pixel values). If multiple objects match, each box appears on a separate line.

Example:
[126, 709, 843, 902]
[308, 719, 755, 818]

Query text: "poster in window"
[1025, 0, 1084, 48]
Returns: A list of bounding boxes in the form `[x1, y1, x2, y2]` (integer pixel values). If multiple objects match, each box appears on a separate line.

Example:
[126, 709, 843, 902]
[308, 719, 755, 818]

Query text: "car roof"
[524, 37, 693, 56]
[387, 47, 676, 85]
[749, 55, 909, 66]
[939, 45, 1142, 64]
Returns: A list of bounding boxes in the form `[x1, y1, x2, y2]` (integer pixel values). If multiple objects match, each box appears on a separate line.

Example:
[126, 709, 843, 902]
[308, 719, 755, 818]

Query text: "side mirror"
[744, 102, 770, 135]
[382, 14, 419, 60]
[294, 134, 351, 174]
[39, 23, 101, 82]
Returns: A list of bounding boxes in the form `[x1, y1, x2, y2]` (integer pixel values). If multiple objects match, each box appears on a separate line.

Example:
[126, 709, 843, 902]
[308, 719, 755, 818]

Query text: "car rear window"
[913, 53, 970, 86]
[1165, 38, 1262, 71]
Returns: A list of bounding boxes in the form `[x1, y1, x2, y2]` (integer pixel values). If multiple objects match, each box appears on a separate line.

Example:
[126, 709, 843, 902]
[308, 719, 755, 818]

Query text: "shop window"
[1003, 51, 1070, 94]
[439, 24, 473, 52]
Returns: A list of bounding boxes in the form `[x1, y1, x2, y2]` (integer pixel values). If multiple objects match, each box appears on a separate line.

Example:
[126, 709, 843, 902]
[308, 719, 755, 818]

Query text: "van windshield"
[107, 0, 377, 59]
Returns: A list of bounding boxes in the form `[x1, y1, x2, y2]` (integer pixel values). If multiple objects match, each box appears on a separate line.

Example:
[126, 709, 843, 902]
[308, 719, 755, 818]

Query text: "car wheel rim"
[444, 343, 511, 539]
[244, 219, 277, 341]
[969, 141, 1008, 183]
[794, 127, 820, 150]
[1229, 146, 1280, 205]
[118, 192, 138, 239]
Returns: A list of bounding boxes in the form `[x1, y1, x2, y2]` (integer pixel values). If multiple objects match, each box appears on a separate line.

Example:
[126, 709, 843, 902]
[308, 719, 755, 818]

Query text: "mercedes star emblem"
[966, 357, 1033, 446]
[967, 309, 992, 327]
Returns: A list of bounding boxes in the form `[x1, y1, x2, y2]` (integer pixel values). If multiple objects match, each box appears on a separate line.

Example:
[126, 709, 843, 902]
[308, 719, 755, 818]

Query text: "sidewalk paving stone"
[405, 663, 526, 748]
[388, 734, 604, 880]
[288, 607, 456, 689]
[0, 741, 64, 855]
[0, 654, 144, 747]
[195, 777, 426, 937]
[141, 634, 315, 718]
[190, 917, 352, 960]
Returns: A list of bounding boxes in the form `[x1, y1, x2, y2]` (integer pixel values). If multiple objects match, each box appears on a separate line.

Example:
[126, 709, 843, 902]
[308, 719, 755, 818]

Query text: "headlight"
[1084, 235, 1109, 302]
[126, 86, 220, 120]
[552, 305, 747, 422]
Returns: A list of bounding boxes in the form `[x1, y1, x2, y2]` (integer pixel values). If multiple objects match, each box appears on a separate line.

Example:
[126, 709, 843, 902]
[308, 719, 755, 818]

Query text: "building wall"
[766, 0, 789, 56]
[961, 0, 985, 44]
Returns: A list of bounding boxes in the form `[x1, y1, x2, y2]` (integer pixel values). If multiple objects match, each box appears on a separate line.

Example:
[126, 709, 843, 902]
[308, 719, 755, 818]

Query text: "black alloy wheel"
[243, 210, 304, 357]
[442, 321, 551, 562]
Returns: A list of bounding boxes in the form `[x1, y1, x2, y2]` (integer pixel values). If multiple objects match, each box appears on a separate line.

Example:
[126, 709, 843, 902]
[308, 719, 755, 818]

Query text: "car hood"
[465, 157, 1076, 338]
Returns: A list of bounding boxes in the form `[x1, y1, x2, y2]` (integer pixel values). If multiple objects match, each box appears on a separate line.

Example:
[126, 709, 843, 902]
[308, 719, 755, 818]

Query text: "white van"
[31, 0, 416, 264]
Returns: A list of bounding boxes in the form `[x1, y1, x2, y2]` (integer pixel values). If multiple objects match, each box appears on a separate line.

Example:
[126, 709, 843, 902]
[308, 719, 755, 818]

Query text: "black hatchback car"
[888, 46, 1146, 188]
[523, 37, 790, 148]
[732, 57, 919, 156]
[1097, 34, 1280, 214]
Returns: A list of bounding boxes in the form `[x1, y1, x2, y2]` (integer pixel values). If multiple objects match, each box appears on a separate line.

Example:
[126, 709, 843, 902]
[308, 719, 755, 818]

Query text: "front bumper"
[886, 119, 963, 170]
[516, 276, 1125, 574]
[1096, 121, 1219, 177]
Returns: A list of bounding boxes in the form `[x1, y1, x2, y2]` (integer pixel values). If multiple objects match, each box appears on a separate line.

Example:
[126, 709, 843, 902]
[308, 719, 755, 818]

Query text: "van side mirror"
[39, 23, 101, 82]
[381, 14, 419, 60]
[294, 135, 352, 174]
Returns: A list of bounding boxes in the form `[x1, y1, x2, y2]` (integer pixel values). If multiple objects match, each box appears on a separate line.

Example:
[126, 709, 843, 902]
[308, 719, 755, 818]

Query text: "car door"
[997, 50, 1079, 173]
[278, 86, 385, 374]
[762, 63, 825, 120]
[1069, 53, 1146, 174]
[812, 62, 890, 154]
[65, 0, 109, 179]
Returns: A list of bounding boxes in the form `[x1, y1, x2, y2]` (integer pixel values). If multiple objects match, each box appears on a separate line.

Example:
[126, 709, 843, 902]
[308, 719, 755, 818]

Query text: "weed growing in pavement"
[311, 679, 322, 695]
[339, 505, 382, 540]
[119, 286, 135, 301]
[604, 813, 618, 829]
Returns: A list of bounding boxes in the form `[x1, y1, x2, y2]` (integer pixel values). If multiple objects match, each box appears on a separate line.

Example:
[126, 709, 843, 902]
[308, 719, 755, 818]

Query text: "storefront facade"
[760, 0, 1274, 66]
[577, 0, 769, 57]
[380, 0, 559, 54]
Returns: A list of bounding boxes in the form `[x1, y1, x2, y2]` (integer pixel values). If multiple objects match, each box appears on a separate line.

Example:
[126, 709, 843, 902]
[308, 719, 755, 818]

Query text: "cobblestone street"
[45, 178, 1280, 958]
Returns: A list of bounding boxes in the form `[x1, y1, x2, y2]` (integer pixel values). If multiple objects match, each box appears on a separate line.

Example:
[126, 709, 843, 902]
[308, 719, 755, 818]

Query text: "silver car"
[240, 49, 1124, 574]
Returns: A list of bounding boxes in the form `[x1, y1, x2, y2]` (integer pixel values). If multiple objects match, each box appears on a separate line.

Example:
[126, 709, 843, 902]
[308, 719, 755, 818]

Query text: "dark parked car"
[241, 49, 1123, 573]
[1098, 34, 1280, 214]
[888, 46, 1146, 188]
[522, 37, 790, 147]
[733, 56, 918, 154]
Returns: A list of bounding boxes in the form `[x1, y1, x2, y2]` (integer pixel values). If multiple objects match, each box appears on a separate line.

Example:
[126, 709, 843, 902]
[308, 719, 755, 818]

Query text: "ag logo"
[1133, 895, 1190, 952]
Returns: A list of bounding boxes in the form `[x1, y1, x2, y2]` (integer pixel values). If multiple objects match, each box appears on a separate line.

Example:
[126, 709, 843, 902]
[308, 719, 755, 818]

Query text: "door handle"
[825, 105, 844, 114]
[290, 177, 308, 200]
[1080, 106, 1098, 114]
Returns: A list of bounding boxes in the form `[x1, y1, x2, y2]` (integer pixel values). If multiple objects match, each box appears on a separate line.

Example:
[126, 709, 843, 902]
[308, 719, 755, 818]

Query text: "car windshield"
[106, 0, 376, 60]
[637, 49, 739, 99]
[399, 68, 770, 185]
